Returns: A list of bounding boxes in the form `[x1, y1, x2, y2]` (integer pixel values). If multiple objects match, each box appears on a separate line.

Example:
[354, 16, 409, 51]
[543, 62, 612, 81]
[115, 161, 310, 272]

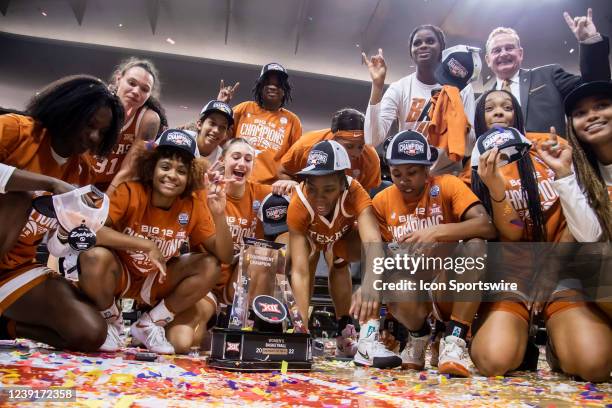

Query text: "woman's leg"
[78, 247, 123, 310]
[546, 305, 612, 382]
[166, 295, 216, 354]
[4, 274, 106, 351]
[0, 192, 32, 258]
[470, 308, 529, 376]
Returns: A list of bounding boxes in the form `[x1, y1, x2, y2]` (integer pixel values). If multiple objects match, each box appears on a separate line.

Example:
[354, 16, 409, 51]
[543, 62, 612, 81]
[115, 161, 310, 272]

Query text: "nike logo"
[358, 350, 370, 360]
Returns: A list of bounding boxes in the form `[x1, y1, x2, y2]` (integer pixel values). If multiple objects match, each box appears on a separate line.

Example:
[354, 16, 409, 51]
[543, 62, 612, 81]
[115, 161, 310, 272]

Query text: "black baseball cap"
[260, 62, 288, 80]
[258, 193, 290, 237]
[471, 126, 531, 168]
[563, 81, 612, 116]
[156, 128, 198, 159]
[385, 130, 438, 166]
[199, 100, 234, 127]
[296, 140, 351, 177]
[434, 45, 482, 91]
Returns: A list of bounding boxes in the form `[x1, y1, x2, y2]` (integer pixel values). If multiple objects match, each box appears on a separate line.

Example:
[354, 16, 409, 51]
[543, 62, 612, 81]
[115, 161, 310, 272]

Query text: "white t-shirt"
[552, 161, 612, 242]
[365, 73, 476, 175]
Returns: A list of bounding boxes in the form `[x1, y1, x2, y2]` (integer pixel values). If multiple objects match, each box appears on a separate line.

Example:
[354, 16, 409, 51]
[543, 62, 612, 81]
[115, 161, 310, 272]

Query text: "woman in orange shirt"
[469, 89, 611, 382]
[167, 138, 295, 352]
[77, 129, 233, 354]
[95, 58, 164, 193]
[0, 75, 124, 351]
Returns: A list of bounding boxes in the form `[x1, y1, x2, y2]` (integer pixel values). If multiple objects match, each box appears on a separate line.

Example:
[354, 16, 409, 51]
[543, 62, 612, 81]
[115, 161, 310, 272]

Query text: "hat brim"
[295, 167, 340, 177]
[32, 195, 57, 218]
[434, 66, 468, 91]
[261, 69, 288, 81]
[564, 81, 612, 116]
[263, 222, 288, 237]
[200, 108, 234, 127]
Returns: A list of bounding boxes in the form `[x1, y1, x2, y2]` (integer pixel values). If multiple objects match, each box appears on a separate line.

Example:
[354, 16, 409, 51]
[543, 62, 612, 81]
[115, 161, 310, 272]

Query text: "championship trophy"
[208, 237, 312, 371]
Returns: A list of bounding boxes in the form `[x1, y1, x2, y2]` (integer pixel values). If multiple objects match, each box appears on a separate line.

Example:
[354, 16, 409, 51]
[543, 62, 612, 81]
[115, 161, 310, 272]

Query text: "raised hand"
[217, 79, 240, 103]
[361, 48, 387, 86]
[536, 126, 573, 179]
[271, 179, 298, 196]
[564, 8, 598, 42]
[205, 173, 228, 217]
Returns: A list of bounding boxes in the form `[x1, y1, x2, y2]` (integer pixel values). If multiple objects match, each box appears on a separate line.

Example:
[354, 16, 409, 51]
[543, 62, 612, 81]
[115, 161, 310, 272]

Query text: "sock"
[100, 301, 120, 322]
[445, 316, 470, 340]
[358, 319, 379, 341]
[434, 319, 446, 335]
[336, 315, 353, 337]
[408, 321, 431, 338]
[149, 299, 175, 326]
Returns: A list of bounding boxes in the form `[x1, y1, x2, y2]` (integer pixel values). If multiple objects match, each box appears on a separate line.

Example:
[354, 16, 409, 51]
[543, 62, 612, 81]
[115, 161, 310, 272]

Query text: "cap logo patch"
[267, 63, 285, 72]
[265, 205, 287, 221]
[212, 102, 231, 115]
[166, 131, 193, 147]
[448, 57, 468, 79]
[398, 140, 425, 156]
[482, 131, 512, 150]
[307, 150, 329, 166]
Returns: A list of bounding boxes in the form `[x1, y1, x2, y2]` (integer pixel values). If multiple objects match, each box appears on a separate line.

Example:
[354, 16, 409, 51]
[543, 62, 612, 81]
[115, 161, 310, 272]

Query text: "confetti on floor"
[0, 339, 609, 407]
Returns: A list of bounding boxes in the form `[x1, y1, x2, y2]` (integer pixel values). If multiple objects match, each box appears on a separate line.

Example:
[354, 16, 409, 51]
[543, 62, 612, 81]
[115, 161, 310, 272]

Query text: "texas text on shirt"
[281, 129, 381, 190]
[364, 74, 476, 175]
[286, 177, 371, 257]
[372, 174, 480, 242]
[107, 181, 216, 275]
[93, 105, 148, 191]
[232, 101, 302, 184]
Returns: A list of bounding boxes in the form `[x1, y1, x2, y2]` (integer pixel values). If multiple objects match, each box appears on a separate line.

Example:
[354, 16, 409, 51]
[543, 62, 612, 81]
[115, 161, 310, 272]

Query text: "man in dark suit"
[485, 8, 610, 136]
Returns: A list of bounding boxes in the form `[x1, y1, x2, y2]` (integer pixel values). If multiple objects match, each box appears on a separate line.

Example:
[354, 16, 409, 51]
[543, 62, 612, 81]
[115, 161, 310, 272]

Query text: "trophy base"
[208, 328, 312, 372]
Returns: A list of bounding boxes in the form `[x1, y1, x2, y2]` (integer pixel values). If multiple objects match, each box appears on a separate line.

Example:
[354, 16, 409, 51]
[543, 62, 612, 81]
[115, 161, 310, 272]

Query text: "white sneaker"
[130, 313, 175, 354]
[438, 335, 470, 377]
[335, 324, 358, 358]
[354, 335, 402, 369]
[99, 322, 124, 352]
[400, 334, 429, 370]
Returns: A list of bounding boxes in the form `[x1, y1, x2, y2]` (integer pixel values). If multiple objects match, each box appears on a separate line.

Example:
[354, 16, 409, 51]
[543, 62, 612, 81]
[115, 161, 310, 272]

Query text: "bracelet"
[490, 193, 506, 203]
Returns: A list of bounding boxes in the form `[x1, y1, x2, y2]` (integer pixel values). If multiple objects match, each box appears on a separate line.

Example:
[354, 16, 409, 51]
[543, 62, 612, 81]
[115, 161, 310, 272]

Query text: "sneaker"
[438, 335, 471, 377]
[99, 322, 124, 352]
[400, 334, 429, 370]
[130, 313, 175, 354]
[354, 336, 402, 369]
[335, 324, 358, 358]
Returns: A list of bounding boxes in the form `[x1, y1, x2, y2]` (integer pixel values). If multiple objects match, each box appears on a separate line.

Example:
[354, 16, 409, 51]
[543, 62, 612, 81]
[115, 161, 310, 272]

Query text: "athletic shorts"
[0, 264, 52, 315]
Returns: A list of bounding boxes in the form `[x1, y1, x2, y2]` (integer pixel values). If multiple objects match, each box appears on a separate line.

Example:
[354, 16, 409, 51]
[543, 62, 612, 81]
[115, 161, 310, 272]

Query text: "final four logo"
[398, 140, 425, 156]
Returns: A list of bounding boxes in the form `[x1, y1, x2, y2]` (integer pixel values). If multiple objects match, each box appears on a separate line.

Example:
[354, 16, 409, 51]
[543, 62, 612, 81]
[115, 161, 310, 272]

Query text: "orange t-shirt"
[287, 177, 372, 252]
[499, 133, 567, 242]
[93, 106, 148, 190]
[108, 181, 216, 275]
[281, 128, 381, 190]
[0, 114, 96, 270]
[225, 181, 272, 254]
[232, 101, 302, 184]
[372, 175, 479, 242]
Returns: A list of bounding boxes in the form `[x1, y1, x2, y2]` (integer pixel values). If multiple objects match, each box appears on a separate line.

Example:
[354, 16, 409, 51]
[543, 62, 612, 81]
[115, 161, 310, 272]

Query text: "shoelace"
[372, 339, 396, 355]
